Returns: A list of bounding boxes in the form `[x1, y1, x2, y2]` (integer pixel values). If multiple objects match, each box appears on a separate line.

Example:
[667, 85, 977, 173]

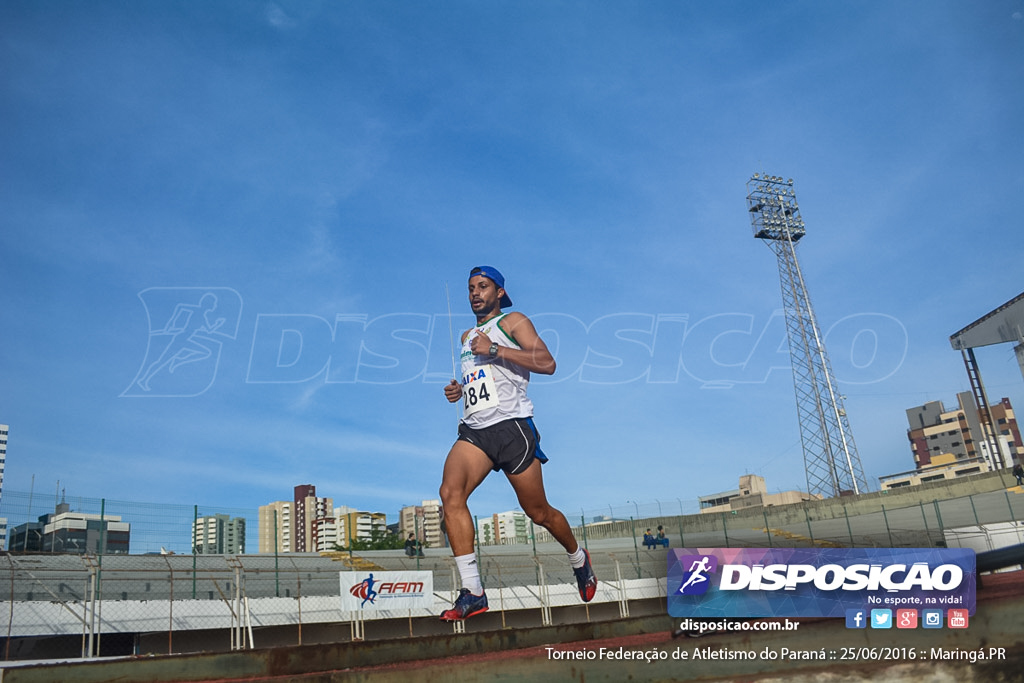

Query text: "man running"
[438, 266, 597, 621]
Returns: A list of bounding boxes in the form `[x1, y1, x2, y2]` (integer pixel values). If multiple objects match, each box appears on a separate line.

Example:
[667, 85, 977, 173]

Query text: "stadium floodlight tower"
[746, 173, 869, 498]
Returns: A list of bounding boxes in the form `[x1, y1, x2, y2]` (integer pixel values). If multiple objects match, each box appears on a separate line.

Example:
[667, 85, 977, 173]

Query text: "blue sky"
[2, 1, 1022, 529]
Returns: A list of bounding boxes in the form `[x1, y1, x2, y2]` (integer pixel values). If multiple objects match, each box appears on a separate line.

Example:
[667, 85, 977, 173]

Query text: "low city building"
[8, 502, 130, 554]
[879, 453, 992, 490]
[698, 475, 820, 514]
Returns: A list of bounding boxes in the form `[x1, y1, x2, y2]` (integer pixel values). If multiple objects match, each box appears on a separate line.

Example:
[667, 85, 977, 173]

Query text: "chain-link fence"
[0, 547, 667, 661]
[1, 474, 1021, 661]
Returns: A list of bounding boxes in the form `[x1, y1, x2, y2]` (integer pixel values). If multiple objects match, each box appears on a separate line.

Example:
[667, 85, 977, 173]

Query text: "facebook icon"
[845, 609, 866, 629]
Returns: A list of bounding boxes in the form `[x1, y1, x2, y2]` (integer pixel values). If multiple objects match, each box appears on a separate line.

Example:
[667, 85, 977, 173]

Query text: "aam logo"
[677, 554, 718, 596]
[348, 573, 426, 608]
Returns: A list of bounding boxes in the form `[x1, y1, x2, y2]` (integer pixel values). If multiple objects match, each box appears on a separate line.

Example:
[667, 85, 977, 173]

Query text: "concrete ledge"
[0, 614, 674, 683]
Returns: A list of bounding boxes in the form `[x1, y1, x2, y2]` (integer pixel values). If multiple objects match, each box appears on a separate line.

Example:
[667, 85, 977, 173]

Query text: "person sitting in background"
[404, 533, 421, 557]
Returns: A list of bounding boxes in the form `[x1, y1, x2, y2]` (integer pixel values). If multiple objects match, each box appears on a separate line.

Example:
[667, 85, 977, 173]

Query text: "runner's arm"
[485, 313, 556, 375]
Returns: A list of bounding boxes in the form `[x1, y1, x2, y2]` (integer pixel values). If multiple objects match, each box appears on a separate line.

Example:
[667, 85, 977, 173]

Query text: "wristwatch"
[488, 343, 499, 357]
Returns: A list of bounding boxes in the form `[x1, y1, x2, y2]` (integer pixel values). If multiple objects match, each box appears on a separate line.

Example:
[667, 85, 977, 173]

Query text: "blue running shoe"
[440, 588, 488, 621]
[574, 549, 598, 602]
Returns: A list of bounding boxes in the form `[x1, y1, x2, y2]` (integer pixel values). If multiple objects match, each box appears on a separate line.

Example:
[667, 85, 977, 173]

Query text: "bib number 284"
[463, 365, 499, 418]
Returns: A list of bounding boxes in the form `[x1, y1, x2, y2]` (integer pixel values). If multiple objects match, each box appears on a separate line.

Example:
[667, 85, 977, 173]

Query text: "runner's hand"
[470, 331, 493, 356]
[444, 379, 462, 403]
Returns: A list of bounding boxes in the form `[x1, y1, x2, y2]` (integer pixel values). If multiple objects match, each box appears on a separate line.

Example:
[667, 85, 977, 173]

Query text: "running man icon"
[678, 556, 713, 594]
[359, 574, 378, 607]
[122, 287, 242, 398]
[136, 292, 226, 391]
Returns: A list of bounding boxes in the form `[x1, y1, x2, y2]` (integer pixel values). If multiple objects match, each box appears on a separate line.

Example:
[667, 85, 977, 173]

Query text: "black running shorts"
[457, 417, 547, 475]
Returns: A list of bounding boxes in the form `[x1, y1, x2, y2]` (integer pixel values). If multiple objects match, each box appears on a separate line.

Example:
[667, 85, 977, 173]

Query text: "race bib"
[462, 364, 499, 418]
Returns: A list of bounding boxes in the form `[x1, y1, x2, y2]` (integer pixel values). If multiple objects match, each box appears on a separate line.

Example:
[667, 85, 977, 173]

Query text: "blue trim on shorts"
[524, 417, 548, 464]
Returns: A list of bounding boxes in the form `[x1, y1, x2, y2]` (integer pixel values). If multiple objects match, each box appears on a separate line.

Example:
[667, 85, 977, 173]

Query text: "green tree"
[335, 528, 405, 552]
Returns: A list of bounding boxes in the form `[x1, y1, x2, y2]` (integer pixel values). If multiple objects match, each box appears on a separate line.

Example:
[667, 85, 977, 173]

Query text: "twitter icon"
[870, 609, 892, 629]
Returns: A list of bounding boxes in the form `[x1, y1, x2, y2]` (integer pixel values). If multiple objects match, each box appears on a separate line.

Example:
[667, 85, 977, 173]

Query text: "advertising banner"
[340, 571, 434, 612]
[667, 547, 975, 618]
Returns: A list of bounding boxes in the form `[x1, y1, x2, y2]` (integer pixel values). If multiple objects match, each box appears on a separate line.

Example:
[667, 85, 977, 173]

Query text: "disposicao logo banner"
[667, 547, 975, 618]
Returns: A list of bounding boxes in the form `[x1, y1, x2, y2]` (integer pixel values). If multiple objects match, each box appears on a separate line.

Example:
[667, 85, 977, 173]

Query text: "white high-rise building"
[333, 506, 387, 547]
[258, 501, 293, 553]
[313, 515, 340, 552]
[192, 514, 246, 554]
[399, 499, 445, 549]
[478, 510, 529, 545]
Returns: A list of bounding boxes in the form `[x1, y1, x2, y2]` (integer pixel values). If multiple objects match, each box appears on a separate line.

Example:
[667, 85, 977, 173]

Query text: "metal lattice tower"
[746, 173, 869, 498]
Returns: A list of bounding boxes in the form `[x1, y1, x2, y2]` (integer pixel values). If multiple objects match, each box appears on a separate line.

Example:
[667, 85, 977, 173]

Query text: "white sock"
[568, 546, 586, 569]
[455, 553, 484, 594]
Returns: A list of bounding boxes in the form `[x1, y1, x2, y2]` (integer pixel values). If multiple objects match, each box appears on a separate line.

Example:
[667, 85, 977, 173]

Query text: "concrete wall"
[535, 469, 1015, 544]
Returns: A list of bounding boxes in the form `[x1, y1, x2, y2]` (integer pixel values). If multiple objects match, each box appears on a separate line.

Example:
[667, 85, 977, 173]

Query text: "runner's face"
[468, 275, 503, 317]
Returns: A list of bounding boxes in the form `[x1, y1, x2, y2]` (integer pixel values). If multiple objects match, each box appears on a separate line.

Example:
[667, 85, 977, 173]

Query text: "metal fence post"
[881, 505, 894, 546]
[497, 562, 506, 629]
[843, 505, 854, 546]
[614, 559, 629, 619]
[630, 517, 641, 579]
[580, 512, 588, 552]
[451, 566, 465, 635]
[803, 506, 815, 545]
[192, 505, 198, 599]
[273, 509, 280, 597]
[97, 499, 105, 657]
[294, 559, 302, 646]
[932, 499, 945, 539]
[919, 500, 931, 539]
[5, 556, 14, 660]
[537, 559, 551, 627]
[415, 513, 421, 570]
[165, 557, 174, 655]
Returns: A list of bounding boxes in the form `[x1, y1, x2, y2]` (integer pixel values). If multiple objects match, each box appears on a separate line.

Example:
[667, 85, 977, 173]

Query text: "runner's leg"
[507, 456, 598, 602]
[439, 440, 494, 557]
[506, 458, 578, 554]
[439, 440, 494, 610]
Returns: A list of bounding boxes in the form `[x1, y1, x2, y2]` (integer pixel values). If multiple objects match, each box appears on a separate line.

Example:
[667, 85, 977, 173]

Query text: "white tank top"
[460, 313, 534, 428]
